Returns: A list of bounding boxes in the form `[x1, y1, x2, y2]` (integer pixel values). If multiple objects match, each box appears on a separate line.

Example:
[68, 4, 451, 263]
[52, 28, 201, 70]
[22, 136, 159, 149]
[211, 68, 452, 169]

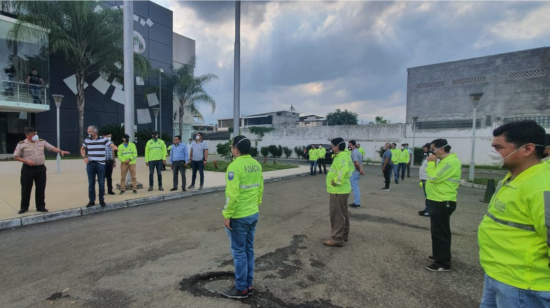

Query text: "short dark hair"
[391, 143, 397, 146]
[233, 135, 251, 154]
[174, 135, 181, 140]
[422, 143, 431, 149]
[493, 120, 545, 158]
[197, 132, 203, 137]
[331, 137, 345, 151]
[349, 140, 356, 146]
[24, 126, 36, 134]
[431, 139, 451, 153]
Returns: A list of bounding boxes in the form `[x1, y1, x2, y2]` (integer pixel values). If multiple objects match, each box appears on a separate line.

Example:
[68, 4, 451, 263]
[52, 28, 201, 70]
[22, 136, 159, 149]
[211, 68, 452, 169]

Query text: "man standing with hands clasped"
[13, 127, 69, 214]
[188, 132, 208, 190]
[118, 134, 138, 195]
[221, 135, 263, 299]
[169, 135, 189, 191]
[145, 131, 167, 191]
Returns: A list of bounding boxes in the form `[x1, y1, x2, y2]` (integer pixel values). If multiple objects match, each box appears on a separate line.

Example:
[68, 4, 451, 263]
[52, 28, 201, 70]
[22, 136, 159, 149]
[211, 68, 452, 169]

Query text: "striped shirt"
[105, 143, 114, 161]
[82, 137, 112, 164]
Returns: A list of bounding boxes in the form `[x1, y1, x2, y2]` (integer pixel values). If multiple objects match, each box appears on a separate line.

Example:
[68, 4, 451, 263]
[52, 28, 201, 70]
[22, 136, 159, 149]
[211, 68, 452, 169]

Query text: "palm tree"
[9, 1, 150, 145]
[375, 116, 391, 124]
[168, 56, 217, 137]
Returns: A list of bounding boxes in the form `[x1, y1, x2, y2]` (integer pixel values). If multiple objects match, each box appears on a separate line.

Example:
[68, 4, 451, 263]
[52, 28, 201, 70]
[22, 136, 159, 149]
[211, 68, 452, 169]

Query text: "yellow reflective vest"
[145, 139, 167, 162]
[358, 147, 365, 157]
[309, 148, 319, 161]
[117, 142, 137, 165]
[390, 149, 401, 164]
[326, 152, 353, 194]
[223, 155, 264, 219]
[478, 163, 550, 291]
[318, 147, 326, 159]
[399, 149, 410, 164]
[425, 153, 461, 202]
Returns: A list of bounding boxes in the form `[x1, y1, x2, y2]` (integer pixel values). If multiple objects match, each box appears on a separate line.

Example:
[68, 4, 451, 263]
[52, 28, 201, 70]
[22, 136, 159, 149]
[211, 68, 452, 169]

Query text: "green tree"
[268, 145, 278, 158]
[283, 146, 292, 159]
[10, 1, 150, 145]
[168, 56, 217, 138]
[374, 116, 391, 124]
[294, 146, 304, 159]
[216, 141, 231, 157]
[326, 109, 358, 126]
[260, 146, 269, 158]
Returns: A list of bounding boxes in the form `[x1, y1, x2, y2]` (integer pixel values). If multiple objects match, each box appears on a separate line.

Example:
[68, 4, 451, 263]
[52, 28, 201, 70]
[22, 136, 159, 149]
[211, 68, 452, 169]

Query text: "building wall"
[34, 0, 174, 154]
[406, 47, 550, 128]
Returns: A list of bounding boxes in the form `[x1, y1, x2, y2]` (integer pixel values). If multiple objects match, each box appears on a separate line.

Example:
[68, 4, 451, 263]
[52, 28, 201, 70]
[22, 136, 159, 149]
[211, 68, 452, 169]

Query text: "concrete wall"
[407, 47, 550, 127]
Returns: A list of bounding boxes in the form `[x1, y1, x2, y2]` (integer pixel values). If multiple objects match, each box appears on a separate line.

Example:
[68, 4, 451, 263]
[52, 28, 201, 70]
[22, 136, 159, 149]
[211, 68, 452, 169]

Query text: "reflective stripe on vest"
[486, 212, 536, 232]
[240, 183, 260, 190]
[545, 191, 550, 249]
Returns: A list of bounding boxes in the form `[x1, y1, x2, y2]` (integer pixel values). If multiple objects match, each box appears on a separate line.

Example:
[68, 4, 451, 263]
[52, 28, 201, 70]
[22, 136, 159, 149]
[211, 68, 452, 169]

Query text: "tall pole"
[159, 69, 162, 138]
[468, 93, 483, 182]
[123, 0, 134, 142]
[412, 116, 418, 165]
[56, 103, 60, 174]
[233, 1, 241, 137]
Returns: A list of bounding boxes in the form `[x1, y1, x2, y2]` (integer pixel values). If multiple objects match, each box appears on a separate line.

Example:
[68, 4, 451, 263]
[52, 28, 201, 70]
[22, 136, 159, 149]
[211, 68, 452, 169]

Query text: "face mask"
[31, 135, 39, 142]
[106, 137, 111, 141]
[487, 145, 526, 169]
[153, 135, 158, 139]
[196, 136, 200, 140]
[87, 134, 92, 139]
[401, 146, 404, 150]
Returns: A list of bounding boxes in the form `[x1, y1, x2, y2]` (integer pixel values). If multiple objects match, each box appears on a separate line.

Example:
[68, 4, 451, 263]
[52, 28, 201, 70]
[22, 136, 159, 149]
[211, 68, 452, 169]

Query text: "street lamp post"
[159, 68, 163, 138]
[469, 93, 483, 182]
[412, 116, 419, 165]
[152, 107, 160, 131]
[52, 94, 64, 174]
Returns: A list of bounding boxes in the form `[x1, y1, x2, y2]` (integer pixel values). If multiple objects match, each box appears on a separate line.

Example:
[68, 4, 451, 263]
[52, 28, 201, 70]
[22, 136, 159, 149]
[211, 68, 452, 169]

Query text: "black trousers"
[20, 164, 47, 211]
[429, 200, 457, 267]
[317, 158, 327, 174]
[172, 161, 187, 189]
[382, 164, 392, 189]
[105, 160, 114, 192]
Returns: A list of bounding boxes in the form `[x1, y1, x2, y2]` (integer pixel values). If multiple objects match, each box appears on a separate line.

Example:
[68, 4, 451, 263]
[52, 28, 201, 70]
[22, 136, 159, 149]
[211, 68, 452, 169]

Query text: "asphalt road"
[0, 165, 490, 308]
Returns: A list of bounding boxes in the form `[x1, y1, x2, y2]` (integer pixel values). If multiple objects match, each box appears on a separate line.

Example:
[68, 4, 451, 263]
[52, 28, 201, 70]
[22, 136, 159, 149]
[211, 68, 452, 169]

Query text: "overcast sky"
[156, 1, 550, 126]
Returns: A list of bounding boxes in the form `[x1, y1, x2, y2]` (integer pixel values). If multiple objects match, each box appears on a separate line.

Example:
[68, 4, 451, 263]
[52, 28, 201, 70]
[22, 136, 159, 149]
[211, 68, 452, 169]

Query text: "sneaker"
[182, 188, 187, 191]
[248, 287, 254, 295]
[188, 185, 195, 189]
[221, 286, 249, 299]
[108, 191, 116, 195]
[427, 256, 434, 261]
[159, 186, 164, 191]
[418, 210, 430, 217]
[199, 186, 203, 190]
[148, 187, 153, 191]
[120, 191, 125, 195]
[133, 190, 137, 194]
[425, 263, 450, 272]
[100, 201, 106, 208]
[348, 203, 360, 208]
[382, 188, 390, 191]
[395, 181, 399, 184]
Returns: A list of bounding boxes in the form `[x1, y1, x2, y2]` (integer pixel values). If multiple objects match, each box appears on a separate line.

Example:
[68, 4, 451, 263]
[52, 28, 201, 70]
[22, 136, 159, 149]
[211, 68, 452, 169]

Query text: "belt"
[23, 164, 44, 168]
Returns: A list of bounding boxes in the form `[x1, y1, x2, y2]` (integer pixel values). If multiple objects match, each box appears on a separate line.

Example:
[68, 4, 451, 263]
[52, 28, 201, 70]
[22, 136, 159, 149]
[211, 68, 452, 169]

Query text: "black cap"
[24, 126, 36, 134]
[123, 134, 130, 139]
[152, 131, 158, 134]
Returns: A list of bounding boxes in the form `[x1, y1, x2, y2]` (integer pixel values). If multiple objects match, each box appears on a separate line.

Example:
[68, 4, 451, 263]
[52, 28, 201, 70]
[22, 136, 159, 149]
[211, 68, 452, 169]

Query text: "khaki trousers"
[329, 193, 350, 243]
[120, 163, 137, 191]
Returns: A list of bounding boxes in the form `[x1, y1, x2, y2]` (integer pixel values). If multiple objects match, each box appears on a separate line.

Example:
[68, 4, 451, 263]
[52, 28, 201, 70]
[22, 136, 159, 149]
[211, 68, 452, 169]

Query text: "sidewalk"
[0, 158, 309, 230]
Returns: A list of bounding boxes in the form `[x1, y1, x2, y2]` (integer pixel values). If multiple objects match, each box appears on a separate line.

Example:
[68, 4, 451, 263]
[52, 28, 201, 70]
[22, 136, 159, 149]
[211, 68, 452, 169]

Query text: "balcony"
[0, 80, 49, 113]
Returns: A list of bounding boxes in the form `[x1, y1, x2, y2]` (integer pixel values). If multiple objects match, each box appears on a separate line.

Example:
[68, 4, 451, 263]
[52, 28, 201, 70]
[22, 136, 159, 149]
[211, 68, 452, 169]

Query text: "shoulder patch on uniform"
[228, 171, 235, 181]
[19, 140, 24, 144]
[39, 139, 44, 141]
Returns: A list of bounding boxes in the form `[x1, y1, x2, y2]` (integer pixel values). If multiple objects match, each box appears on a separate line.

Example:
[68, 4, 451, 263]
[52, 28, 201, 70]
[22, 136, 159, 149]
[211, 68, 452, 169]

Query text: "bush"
[250, 147, 258, 157]
[283, 146, 292, 159]
[294, 146, 304, 159]
[378, 146, 386, 158]
[277, 145, 283, 158]
[413, 147, 424, 165]
[260, 146, 269, 158]
[216, 141, 231, 156]
[268, 145, 278, 158]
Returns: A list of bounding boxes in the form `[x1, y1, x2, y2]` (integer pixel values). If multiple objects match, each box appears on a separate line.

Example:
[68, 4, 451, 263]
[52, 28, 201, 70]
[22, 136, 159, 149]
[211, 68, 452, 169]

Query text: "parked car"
[303, 144, 334, 163]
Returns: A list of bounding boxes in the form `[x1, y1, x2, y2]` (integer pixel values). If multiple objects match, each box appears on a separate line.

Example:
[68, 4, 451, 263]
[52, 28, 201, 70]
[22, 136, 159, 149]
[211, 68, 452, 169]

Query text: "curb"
[0, 172, 310, 231]
[459, 179, 487, 190]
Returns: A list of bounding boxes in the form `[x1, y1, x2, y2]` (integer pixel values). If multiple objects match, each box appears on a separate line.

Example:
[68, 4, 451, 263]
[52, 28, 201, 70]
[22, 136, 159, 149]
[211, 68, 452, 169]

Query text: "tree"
[168, 56, 217, 138]
[268, 145, 278, 158]
[294, 146, 304, 159]
[326, 109, 358, 126]
[10, 1, 150, 145]
[216, 141, 231, 157]
[374, 116, 391, 124]
[260, 146, 269, 158]
[283, 146, 292, 159]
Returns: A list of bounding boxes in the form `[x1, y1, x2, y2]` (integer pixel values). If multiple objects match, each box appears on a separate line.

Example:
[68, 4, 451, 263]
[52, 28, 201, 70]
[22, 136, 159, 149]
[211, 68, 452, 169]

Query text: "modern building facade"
[406, 47, 550, 130]
[217, 110, 300, 131]
[0, 1, 195, 157]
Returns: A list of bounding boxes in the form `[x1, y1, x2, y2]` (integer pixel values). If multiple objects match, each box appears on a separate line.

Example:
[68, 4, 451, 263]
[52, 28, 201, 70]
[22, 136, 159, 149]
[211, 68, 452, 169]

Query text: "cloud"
[488, 4, 550, 40]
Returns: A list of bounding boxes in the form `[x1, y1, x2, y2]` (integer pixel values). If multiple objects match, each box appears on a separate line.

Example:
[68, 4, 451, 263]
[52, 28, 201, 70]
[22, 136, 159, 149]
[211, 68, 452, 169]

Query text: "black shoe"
[133, 190, 137, 194]
[170, 188, 178, 191]
[18, 209, 27, 214]
[425, 263, 450, 272]
[148, 187, 153, 191]
[159, 186, 164, 191]
[100, 201, 106, 207]
[427, 256, 434, 261]
[182, 188, 187, 191]
[407, 175, 410, 178]
[86, 202, 95, 208]
[120, 191, 125, 195]
[188, 185, 195, 189]
[221, 286, 249, 299]
[199, 186, 203, 190]
[395, 181, 399, 184]
[37, 208, 48, 213]
[418, 210, 430, 217]
[248, 287, 254, 295]
[108, 191, 115, 195]
[348, 203, 360, 208]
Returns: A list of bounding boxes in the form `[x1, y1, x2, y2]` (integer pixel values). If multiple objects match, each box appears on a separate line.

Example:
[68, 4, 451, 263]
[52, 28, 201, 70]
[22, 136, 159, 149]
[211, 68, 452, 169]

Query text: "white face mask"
[106, 137, 111, 141]
[487, 145, 526, 169]
[196, 136, 200, 140]
[31, 135, 39, 142]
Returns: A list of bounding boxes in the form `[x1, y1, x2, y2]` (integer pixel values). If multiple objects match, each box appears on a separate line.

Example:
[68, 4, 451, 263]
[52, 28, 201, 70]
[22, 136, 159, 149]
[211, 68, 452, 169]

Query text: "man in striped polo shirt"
[80, 125, 118, 208]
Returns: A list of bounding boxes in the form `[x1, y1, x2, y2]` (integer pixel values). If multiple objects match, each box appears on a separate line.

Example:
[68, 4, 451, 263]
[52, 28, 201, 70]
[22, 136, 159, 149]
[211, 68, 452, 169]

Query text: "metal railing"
[1, 79, 48, 105]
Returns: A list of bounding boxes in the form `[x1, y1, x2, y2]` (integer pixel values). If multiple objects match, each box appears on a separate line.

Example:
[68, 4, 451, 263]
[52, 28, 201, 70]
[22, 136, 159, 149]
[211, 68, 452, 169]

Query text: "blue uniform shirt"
[169, 143, 189, 164]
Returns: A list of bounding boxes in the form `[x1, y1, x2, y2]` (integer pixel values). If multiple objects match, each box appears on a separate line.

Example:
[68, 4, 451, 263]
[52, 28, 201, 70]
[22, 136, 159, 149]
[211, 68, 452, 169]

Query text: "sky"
[155, 1, 550, 126]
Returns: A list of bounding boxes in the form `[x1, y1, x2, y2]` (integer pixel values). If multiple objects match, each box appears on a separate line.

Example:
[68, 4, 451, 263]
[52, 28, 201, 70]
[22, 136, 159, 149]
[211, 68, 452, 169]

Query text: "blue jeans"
[392, 164, 400, 182]
[86, 162, 105, 202]
[480, 274, 550, 308]
[350, 172, 361, 205]
[225, 213, 259, 291]
[309, 160, 317, 175]
[191, 160, 204, 186]
[148, 160, 163, 187]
